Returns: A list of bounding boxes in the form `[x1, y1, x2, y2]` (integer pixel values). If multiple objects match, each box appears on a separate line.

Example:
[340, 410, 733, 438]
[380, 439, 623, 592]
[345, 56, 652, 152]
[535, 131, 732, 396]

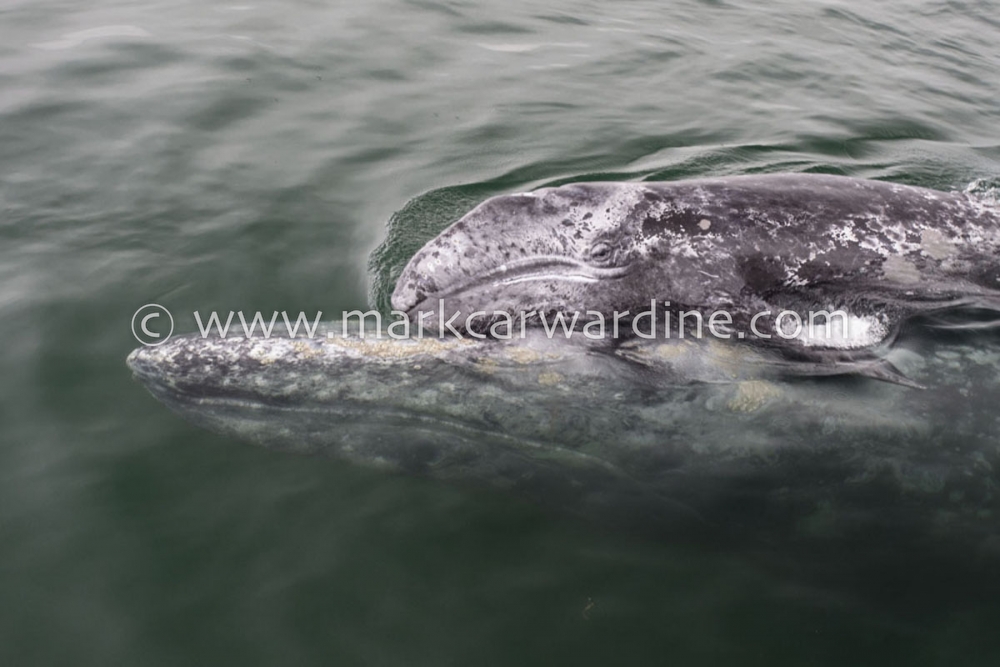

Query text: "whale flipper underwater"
[391, 174, 1000, 379]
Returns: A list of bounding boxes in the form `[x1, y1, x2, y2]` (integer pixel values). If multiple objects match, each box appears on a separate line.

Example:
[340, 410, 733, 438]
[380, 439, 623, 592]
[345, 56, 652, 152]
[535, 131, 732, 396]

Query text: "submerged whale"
[391, 174, 1000, 362]
[127, 323, 1000, 553]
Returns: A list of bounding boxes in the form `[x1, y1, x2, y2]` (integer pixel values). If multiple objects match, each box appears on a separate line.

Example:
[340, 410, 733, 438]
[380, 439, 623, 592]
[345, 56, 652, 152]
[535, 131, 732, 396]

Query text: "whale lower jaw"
[134, 375, 631, 479]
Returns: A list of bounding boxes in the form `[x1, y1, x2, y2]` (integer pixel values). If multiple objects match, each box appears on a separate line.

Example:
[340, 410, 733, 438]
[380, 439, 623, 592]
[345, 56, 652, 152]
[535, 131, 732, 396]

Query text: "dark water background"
[3, 0, 1000, 664]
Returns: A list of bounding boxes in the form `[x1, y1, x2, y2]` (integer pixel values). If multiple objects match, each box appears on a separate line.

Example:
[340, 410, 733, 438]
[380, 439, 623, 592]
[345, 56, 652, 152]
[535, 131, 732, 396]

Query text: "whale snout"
[391, 273, 439, 313]
[390, 287, 417, 313]
[126, 345, 163, 382]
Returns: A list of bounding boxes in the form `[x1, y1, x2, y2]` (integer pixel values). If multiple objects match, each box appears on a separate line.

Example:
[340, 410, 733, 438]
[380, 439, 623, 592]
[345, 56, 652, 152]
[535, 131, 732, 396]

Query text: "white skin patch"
[882, 255, 921, 284]
[919, 228, 954, 260]
[785, 312, 890, 349]
[828, 224, 858, 245]
[594, 184, 646, 230]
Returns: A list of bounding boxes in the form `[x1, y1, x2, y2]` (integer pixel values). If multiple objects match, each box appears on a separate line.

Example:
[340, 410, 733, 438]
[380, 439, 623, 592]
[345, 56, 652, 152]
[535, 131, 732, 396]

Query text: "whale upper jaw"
[391, 255, 634, 316]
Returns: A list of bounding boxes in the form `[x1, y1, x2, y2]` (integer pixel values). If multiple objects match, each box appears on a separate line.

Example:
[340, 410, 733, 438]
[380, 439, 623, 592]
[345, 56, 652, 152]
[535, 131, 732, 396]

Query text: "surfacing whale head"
[391, 183, 663, 333]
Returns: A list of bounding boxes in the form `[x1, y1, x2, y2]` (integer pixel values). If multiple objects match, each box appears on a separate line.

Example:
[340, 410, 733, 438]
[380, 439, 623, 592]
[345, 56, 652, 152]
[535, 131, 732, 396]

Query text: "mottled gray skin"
[392, 174, 1000, 349]
[127, 324, 1000, 554]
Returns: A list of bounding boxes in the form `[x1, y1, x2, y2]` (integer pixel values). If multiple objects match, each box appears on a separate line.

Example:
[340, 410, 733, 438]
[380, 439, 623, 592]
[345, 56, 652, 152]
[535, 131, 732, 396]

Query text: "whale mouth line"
[404, 256, 633, 314]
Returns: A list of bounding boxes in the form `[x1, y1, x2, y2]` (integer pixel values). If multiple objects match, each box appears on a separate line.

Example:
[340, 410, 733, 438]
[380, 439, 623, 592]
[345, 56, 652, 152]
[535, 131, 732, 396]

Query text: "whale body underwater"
[392, 173, 1000, 368]
[127, 322, 1000, 585]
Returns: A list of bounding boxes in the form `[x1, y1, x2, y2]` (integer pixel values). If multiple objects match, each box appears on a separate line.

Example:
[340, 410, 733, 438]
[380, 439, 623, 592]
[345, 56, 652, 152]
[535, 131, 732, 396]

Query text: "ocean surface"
[3, 0, 1000, 664]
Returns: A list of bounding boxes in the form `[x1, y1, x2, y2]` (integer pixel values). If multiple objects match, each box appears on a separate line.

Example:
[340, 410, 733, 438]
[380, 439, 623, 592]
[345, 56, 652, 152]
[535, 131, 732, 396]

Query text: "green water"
[3, 0, 1000, 664]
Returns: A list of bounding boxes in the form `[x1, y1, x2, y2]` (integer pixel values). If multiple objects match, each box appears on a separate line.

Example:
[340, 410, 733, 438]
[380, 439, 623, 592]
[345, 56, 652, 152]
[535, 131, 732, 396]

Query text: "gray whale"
[127, 323, 1000, 551]
[391, 174, 1000, 362]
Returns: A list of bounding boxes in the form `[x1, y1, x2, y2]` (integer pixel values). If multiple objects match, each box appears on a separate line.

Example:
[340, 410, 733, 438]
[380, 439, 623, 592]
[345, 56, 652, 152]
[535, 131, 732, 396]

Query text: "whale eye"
[589, 241, 613, 264]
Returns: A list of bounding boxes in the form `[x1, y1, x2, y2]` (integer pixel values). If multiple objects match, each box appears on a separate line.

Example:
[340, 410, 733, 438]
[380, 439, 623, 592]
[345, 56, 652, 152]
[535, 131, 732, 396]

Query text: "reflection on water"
[31, 25, 152, 51]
